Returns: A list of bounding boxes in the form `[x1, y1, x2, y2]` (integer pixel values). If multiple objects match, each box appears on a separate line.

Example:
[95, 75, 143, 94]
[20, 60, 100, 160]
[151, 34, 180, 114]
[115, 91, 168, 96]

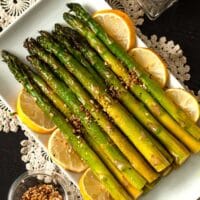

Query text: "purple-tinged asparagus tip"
[63, 12, 77, 21]
[24, 38, 37, 49]
[39, 30, 52, 37]
[66, 3, 81, 10]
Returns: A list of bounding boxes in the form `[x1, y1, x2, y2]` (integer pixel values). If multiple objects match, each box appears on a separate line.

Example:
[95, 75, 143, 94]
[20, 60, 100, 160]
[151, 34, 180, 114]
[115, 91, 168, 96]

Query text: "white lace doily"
[20, 131, 82, 200]
[0, 0, 200, 198]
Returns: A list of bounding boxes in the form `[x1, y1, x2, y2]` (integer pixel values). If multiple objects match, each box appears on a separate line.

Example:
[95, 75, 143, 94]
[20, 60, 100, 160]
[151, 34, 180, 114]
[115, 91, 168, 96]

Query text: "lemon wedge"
[48, 129, 88, 172]
[166, 88, 200, 122]
[17, 89, 55, 134]
[129, 47, 168, 88]
[79, 168, 113, 200]
[93, 9, 136, 51]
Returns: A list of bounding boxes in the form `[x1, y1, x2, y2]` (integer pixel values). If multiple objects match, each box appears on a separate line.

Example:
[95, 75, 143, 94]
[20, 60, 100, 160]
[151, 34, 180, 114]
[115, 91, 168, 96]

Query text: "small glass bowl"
[8, 171, 68, 200]
[136, 0, 178, 20]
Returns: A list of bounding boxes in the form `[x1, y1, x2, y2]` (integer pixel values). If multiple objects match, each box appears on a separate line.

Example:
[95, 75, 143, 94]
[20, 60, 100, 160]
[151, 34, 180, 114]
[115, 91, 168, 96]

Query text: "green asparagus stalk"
[37, 32, 173, 168]
[21, 64, 72, 118]
[63, 12, 200, 153]
[60, 27, 190, 165]
[46, 28, 174, 167]
[66, 4, 200, 141]
[27, 55, 146, 190]
[84, 131, 143, 199]
[2, 51, 132, 200]
[23, 68, 142, 199]
[24, 38, 159, 183]
[37, 34, 171, 172]
[53, 24, 105, 87]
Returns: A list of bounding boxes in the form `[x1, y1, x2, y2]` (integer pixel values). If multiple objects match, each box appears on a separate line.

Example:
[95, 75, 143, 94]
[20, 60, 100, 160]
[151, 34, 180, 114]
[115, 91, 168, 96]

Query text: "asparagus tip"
[1, 50, 10, 61]
[66, 3, 80, 10]
[39, 30, 51, 37]
[36, 34, 53, 45]
[63, 12, 76, 20]
[54, 23, 62, 31]
[1, 50, 17, 63]
[54, 23, 74, 36]
[23, 38, 37, 50]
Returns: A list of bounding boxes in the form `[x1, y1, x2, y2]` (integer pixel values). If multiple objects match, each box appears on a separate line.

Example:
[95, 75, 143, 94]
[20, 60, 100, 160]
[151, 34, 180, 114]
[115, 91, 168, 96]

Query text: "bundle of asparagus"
[52, 25, 190, 165]
[2, 51, 132, 200]
[66, 3, 200, 141]
[2, 3, 200, 200]
[64, 4, 200, 153]
[24, 38, 159, 184]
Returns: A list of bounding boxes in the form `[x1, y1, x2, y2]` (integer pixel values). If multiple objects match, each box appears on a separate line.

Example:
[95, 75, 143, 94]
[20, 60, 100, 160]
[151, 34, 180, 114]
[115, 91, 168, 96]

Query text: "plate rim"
[0, 0, 195, 197]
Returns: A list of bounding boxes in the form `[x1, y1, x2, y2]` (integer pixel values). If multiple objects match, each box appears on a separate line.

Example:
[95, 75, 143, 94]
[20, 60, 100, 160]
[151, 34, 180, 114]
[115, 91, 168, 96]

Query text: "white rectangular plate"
[0, 0, 200, 199]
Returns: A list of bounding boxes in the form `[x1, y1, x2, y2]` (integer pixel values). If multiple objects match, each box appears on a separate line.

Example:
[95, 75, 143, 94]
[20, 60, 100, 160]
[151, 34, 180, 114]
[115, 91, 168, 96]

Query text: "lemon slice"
[129, 47, 168, 88]
[79, 168, 113, 200]
[48, 129, 88, 172]
[17, 89, 55, 134]
[93, 9, 136, 51]
[166, 88, 200, 122]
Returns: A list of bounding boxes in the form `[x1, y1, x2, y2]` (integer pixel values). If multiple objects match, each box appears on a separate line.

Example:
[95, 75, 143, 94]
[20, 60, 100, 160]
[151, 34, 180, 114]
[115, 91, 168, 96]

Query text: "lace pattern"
[0, 100, 19, 133]
[0, 0, 37, 32]
[0, 0, 199, 199]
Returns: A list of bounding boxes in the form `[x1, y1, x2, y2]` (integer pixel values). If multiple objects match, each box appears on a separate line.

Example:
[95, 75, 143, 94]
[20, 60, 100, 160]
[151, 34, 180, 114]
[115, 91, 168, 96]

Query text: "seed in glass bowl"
[21, 184, 63, 200]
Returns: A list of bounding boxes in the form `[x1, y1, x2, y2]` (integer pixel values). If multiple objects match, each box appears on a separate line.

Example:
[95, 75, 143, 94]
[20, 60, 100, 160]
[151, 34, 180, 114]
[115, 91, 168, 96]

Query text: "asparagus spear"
[24, 38, 159, 183]
[27, 55, 146, 190]
[66, 4, 200, 141]
[21, 65, 72, 118]
[84, 131, 143, 199]
[2, 51, 132, 200]
[23, 68, 142, 199]
[59, 27, 190, 165]
[37, 34, 171, 172]
[53, 24, 105, 87]
[63, 12, 200, 153]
